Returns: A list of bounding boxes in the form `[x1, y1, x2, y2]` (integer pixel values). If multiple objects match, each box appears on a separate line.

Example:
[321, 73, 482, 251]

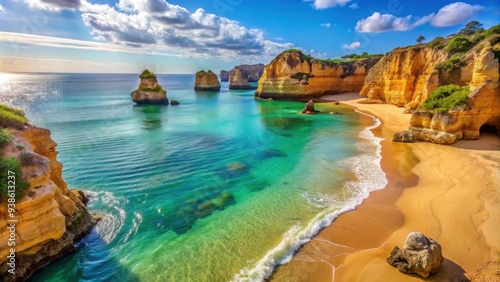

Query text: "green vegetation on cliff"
[136, 85, 164, 92]
[0, 104, 27, 129]
[0, 128, 12, 148]
[421, 84, 470, 114]
[0, 156, 30, 200]
[278, 49, 382, 66]
[139, 69, 157, 79]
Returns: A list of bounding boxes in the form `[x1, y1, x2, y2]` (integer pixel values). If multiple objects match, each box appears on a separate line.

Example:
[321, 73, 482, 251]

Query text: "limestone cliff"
[359, 47, 450, 107]
[229, 67, 257, 90]
[407, 47, 500, 144]
[255, 50, 380, 100]
[131, 69, 168, 105]
[194, 70, 221, 91]
[221, 64, 264, 82]
[367, 28, 499, 144]
[0, 123, 95, 281]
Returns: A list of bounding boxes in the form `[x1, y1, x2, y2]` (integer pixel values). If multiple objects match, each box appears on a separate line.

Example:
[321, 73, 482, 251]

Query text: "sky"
[0, 0, 498, 74]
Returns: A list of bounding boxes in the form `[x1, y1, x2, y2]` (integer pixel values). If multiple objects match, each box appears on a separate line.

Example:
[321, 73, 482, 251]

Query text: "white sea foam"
[233, 113, 388, 282]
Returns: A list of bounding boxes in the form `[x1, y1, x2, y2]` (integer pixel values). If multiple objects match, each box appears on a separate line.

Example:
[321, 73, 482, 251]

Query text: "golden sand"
[271, 93, 500, 281]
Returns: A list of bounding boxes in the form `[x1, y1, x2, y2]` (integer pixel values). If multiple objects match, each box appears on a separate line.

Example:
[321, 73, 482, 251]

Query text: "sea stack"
[220, 70, 230, 81]
[229, 67, 257, 90]
[194, 70, 221, 91]
[131, 69, 168, 105]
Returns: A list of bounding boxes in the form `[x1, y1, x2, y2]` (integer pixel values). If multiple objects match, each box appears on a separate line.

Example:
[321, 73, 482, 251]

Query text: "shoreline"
[271, 93, 500, 281]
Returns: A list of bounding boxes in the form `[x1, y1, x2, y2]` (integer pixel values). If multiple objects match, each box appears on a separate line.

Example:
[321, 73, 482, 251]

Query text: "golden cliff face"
[360, 47, 450, 107]
[255, 51, 380, 100]
[194, 70, 221, 91]
[0, 125, 95, 280]
[397, 47, 500, 144]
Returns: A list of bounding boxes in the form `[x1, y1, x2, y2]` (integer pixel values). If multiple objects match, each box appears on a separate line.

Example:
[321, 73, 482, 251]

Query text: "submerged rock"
[387, 232, 444, 279]
[227, 161, 247, 172]
[393, 130, 414, 143]
[301, 100, 320, 114]
[194, 70, 221, 91]
[131, 69, 168, 105]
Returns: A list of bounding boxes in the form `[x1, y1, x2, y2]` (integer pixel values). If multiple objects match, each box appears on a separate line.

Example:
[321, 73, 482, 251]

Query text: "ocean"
[0, 73, 386, 281]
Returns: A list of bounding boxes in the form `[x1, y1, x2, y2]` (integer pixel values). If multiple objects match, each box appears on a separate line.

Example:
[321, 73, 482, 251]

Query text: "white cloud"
[349, 3, 358, 9]
[320, 23, 331, 28]
[310, 0, 352, 10]
[0, 4, 5, 13]
[355, 12, 432, 33]
[342, 41, 360, 50]
[355, 2, 485, 33]
[15, 0, 293, 61]
[430, 2, 484, 27]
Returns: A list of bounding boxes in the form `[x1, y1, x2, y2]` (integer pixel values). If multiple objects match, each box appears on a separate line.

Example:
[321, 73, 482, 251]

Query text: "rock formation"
[301, 100, 320, 114]
[131, 69, 168, 105]
[255, 50, 380, 100]
[0, 121, 95, 281]
[387, 232, 444, 279]
[221, 64, 264, 82]
[194, 70, 221, 91]
[229, 67, 257, 90]
[386, 42, 500, 143]
[220, 70, 230, 81]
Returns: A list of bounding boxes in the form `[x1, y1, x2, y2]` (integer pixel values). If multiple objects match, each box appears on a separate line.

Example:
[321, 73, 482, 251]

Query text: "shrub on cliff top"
[483, 24, 500, 39]
[0, 156, 30, 201]
[446, 36, 473, 53]
[0, 104, 28, 129]
[139, 69, 157, 79]
[421, 84, 470, 114]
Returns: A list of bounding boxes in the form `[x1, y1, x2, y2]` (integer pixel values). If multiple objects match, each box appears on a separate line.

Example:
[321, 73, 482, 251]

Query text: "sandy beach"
[271, 93, 500, 281]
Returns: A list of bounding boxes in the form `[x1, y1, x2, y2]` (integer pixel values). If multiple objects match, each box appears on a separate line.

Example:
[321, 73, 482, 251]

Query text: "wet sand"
[271, 93, 500, 281]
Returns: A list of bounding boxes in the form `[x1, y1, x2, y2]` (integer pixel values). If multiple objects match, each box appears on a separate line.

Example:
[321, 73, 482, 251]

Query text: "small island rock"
[302, 100, 320, 114]
[194, 70, 221, 91]
[387, 232, 444, 279]
[131, 69, 168, 105]
[170, 100, 180, 105]
[229, 67, 257, 90]
[220, 70, 230, 81]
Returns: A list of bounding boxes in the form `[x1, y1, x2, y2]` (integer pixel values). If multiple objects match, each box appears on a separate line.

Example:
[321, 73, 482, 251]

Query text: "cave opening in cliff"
[479, 124, 499, 136]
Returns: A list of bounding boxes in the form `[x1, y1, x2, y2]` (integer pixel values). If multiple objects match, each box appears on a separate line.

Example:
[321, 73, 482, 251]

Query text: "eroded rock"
[387, 232, 444, 279]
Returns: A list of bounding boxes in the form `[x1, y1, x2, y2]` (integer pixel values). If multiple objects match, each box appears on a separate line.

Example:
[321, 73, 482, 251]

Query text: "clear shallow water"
[0, 73, 386, 282]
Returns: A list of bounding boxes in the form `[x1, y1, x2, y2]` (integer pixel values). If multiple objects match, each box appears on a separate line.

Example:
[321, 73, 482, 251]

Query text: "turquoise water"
[0, 73, 386, 281]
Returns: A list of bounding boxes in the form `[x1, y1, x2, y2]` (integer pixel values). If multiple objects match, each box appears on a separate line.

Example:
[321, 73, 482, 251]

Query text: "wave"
[232, 113, 387, 282]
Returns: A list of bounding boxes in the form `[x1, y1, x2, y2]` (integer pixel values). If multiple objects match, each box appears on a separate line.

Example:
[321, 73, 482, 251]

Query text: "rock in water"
[170, 100, 180, 105]
[387, 232, 444, 278]
[393, 130, 414, 142]
[229, 67, 257, 90]
[130, 69, 168, 105]
[302, 100, 320, 114]
[194, 70, 221, 91]
[220, 70, 230, 81]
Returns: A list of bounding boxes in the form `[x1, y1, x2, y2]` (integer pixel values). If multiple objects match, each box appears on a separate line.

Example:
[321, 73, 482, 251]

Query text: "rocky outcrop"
[394, 46, 500, 144]
[360, 47, 449, 107]
[194, 70, 221, 91]
[220, 70, 230, 82]
[393, 130, 414, 142]
[221, 64, 264, 82]
[301, 100, 320, 115]
[387, 232, 444, 279]
[131, 69, 168, 105]
[0, 125, 95, 281]
[255, 50, 380, 100]
[229, 67, 257, 90]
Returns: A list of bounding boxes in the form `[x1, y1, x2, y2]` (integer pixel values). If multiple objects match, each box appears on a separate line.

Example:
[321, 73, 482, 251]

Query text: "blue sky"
[0, 0, 498, 73]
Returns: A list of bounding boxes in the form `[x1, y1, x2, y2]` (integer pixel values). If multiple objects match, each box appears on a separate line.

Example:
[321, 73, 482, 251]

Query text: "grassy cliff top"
[140, 69, 157, 79]
[0, 104, 28, 129]
[278, 49, 383, 66]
